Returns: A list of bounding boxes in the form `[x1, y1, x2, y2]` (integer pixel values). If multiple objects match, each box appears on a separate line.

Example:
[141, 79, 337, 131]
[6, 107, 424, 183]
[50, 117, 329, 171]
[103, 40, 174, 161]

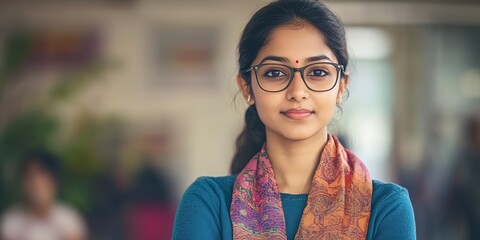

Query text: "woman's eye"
[308, 69, 328, 77]
[265, 70, 286, 77]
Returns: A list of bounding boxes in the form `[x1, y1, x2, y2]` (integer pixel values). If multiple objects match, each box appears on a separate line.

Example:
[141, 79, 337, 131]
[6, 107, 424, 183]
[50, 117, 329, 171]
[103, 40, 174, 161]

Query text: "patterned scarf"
[230, 134, 372, 239]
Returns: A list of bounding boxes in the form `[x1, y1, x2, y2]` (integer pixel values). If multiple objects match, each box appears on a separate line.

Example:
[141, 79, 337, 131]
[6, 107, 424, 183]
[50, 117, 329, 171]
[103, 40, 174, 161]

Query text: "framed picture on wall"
[147, 24, 221, 90]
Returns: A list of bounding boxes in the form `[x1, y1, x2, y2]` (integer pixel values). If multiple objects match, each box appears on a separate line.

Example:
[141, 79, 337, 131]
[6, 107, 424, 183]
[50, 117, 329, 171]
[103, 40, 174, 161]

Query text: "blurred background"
[0, 0, 479, 239]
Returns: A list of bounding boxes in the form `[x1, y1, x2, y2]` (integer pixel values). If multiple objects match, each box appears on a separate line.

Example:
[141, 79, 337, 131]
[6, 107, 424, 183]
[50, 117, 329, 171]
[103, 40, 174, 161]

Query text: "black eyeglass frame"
[241, 62, 345, 93]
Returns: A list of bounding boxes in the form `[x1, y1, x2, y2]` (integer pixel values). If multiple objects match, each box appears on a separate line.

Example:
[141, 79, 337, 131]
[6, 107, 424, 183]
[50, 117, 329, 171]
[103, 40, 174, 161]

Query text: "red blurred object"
[127, 202, 176, 240]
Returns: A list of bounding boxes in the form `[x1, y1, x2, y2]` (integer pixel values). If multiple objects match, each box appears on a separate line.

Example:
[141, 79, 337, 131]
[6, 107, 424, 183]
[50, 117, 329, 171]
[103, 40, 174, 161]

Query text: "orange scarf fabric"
[230, 134, 372, 239]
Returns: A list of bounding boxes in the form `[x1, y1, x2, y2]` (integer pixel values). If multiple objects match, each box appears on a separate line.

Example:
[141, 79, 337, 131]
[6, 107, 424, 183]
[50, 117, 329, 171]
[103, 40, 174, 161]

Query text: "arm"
[172, 177, 222, 240]
[373, 188, 416, 240]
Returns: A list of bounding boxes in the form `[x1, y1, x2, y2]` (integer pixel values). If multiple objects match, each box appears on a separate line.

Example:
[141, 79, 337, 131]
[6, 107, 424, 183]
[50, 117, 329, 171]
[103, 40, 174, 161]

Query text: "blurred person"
[126, 161, 176, 240]
[173, 0, 416, 239]
[86, 164, 130, 240]
[446, 113, 480, 240]
[0, 150, 86, 240]
[415, 110, 459, 240]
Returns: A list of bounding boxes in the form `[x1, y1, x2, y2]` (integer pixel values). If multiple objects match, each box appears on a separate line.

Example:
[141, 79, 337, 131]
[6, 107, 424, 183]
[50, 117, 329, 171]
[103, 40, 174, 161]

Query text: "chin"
[276, 127, 323, 142]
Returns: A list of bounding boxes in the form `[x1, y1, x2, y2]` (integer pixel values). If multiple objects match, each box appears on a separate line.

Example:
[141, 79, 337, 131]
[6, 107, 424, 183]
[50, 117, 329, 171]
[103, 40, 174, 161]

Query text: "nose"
[285, 71, 309, 101]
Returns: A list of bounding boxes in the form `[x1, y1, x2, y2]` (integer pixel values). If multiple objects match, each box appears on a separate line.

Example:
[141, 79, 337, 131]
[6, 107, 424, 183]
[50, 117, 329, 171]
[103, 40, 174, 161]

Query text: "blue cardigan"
[172, 175, 416, 239]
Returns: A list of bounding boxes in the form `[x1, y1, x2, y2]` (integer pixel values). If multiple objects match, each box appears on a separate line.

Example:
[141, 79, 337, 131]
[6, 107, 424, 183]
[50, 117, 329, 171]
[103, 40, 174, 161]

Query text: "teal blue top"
[172, 175, 416, 239]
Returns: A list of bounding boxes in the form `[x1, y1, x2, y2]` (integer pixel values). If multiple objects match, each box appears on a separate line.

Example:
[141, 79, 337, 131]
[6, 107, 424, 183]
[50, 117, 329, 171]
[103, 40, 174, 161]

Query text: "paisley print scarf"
[230, 134, 372, 239]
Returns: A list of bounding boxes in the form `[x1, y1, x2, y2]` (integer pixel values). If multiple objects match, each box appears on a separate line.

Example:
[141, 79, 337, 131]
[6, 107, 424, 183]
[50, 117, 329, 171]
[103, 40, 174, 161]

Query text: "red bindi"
[295, 60, 299, 63]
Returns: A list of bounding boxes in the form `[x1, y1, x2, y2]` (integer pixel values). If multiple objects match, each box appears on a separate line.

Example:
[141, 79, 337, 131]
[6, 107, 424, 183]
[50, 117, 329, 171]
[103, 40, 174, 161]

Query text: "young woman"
[172, 0, 416, 239]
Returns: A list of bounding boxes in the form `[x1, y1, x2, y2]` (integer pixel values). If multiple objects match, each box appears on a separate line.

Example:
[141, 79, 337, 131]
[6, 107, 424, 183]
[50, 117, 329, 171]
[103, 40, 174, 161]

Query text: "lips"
[281, 108, 314, 120]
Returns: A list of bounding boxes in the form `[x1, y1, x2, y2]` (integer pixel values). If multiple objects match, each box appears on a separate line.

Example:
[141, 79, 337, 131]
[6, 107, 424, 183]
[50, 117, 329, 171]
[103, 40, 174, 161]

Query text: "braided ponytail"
[230, 105, 265, 174]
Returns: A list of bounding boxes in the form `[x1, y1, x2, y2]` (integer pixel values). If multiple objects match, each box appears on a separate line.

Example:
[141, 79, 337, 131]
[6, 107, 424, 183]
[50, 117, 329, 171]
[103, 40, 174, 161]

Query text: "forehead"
[24, 161, 48, 175]
[255, 22, 338, 64]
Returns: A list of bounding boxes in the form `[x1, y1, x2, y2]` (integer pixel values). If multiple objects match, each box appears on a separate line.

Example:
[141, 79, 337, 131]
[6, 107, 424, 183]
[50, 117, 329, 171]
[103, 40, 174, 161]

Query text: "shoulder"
[1, 205, 24, 220]
[52, 203, 84, 224]
[182, 175, 237, 202]
[372, 179, 410, 202]
[192, 175, 237, 189]
[173, 175, 237, 239]
[371, 179, 413, 215]
[369, 179, 416, 239]
[52, 203, 86, 236]
[1, 205, 25, 233]
[53, 202, 81, 217]
[176, 175, 237, 215]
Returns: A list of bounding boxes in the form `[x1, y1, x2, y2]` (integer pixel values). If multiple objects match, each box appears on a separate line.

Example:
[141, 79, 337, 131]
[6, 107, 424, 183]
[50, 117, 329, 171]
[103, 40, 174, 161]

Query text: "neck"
[27, 202, 53, 219]
[265, 128, 329, 194]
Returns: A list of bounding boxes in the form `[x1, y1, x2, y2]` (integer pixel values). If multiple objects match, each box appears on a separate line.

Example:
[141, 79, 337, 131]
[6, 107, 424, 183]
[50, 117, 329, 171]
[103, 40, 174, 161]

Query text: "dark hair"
[230, 0, 349, 174]
[19, 150, 62, 184]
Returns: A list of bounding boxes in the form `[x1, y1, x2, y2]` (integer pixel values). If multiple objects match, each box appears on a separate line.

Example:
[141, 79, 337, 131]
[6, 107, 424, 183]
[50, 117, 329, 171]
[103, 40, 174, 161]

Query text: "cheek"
[254, 94, 280, 125]
[314, 90, 339, 118]
[319, 91, 337, 108]
[251, 83, 281, 123]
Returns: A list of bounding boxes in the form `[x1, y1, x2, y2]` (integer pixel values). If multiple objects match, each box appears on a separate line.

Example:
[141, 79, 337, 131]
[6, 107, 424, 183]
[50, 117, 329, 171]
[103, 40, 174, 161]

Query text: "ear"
[337, 71, 350, 104]
[236, 74, 254, 104]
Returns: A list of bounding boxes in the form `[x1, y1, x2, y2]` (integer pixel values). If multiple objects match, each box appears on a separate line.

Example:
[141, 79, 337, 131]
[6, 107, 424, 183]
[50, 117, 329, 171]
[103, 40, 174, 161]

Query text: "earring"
[246, 94, 251, 102]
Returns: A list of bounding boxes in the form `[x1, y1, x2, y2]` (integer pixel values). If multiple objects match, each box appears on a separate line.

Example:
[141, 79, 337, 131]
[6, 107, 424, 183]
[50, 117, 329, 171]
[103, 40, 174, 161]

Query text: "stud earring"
[247, 94, 251, 102]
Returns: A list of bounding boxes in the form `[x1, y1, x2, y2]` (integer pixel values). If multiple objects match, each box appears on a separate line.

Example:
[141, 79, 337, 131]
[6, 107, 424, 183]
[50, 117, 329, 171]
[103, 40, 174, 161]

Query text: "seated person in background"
[1, 150, 86, 240]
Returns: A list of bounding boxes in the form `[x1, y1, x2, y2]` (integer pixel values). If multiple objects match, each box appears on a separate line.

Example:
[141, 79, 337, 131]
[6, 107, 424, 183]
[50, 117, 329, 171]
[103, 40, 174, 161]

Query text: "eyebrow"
[259, 55, 333, 64]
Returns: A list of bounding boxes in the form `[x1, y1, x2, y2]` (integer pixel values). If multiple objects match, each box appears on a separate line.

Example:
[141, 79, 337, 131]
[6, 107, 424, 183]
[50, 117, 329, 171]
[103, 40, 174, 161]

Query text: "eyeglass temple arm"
[241, 67, 255, 73]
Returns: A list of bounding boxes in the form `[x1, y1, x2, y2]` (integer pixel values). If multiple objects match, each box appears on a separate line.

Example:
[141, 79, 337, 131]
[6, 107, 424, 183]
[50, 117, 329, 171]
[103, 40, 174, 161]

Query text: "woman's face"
[238, 22, 349, 141]
[22, 162, 57, 209]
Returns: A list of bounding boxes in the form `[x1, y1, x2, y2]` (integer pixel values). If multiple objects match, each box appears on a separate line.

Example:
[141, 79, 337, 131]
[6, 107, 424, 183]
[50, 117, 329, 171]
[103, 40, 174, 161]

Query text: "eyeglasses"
[242, 62, 344, 92]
